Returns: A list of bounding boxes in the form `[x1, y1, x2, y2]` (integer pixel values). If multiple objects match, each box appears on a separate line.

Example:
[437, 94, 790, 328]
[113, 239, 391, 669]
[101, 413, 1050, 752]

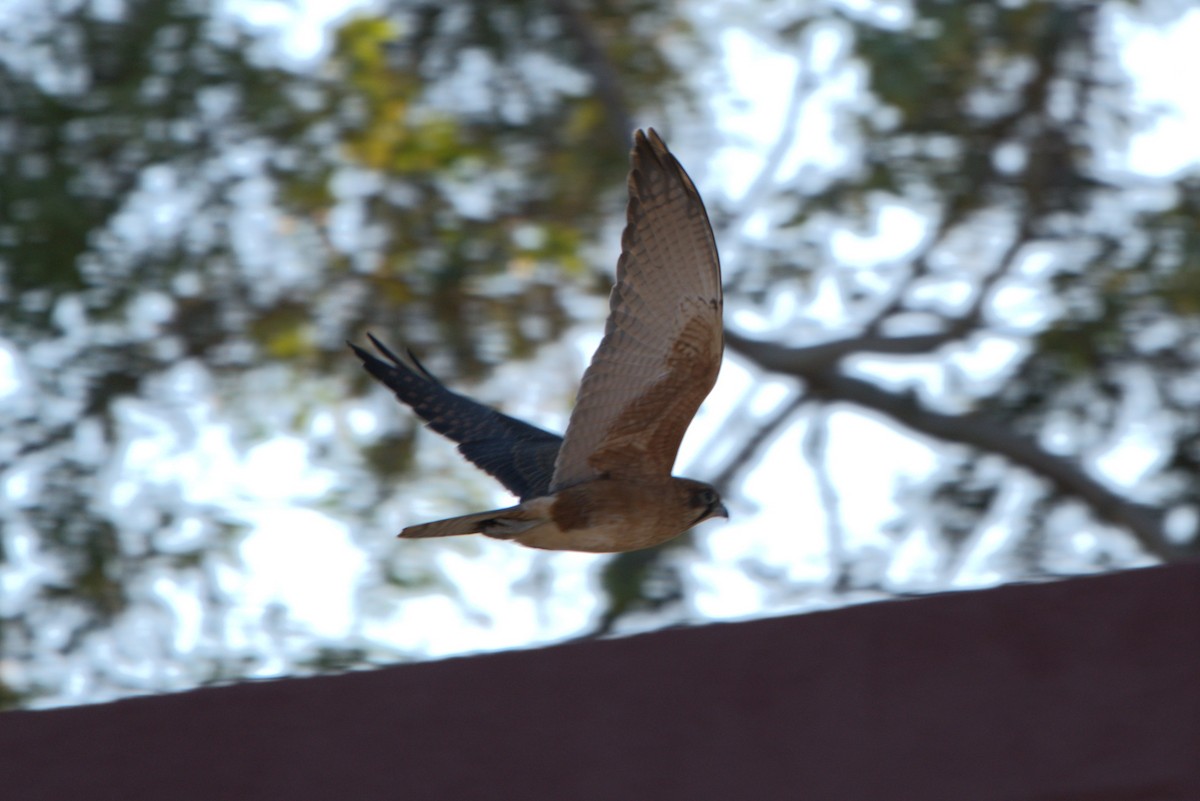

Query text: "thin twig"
[802, 403, 853, 591]
[710, 392, 806, 498]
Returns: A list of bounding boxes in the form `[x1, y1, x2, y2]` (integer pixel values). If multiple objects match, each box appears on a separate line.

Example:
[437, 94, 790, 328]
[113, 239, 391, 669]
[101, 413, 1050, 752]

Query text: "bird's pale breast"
[511, 478, 699, 553]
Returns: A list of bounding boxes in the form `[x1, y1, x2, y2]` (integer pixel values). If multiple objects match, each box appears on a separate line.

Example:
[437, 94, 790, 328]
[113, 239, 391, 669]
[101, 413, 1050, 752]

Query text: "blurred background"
[1, 0, 1197, 709]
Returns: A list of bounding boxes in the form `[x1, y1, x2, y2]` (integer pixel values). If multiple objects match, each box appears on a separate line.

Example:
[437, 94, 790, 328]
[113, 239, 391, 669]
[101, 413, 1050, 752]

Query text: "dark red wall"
[3, 564, 1198, 800]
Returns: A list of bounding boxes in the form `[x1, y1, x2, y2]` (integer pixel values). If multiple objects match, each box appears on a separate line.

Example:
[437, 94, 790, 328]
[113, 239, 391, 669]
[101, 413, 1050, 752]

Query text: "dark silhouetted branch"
[727, 332, 1176, 561]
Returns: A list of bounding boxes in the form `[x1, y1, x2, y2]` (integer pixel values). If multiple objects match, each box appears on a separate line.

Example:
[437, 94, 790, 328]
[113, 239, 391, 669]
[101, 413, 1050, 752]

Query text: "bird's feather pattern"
[349, 334, 561, 501]
[551, 129, 723, 489]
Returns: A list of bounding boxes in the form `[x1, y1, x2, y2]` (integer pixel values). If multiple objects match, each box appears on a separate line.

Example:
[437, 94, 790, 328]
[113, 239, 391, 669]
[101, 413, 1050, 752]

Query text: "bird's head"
[678, 479, 728, 526]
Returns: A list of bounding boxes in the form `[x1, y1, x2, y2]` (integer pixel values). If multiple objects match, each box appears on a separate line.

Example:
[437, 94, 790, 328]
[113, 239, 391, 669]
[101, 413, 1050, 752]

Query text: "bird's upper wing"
[550, 129, 723, 490]
[351, 334, 562, 501]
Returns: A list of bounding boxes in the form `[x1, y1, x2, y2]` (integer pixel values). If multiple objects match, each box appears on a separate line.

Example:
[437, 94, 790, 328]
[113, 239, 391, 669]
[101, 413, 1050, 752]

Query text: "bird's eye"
[697, 488, 716, 506]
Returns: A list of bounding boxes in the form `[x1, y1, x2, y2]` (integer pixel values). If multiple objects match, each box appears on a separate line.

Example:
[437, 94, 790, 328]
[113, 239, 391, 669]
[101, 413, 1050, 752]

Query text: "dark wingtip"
[632, 127, 669, 162]
[403, 348, 439, 382]
[347, 339, 374, 362]
[365, 332, 396, 360]
[364, 332, 417, 372]
[629, 127, 692, 200]
[350, 331, 444, 386]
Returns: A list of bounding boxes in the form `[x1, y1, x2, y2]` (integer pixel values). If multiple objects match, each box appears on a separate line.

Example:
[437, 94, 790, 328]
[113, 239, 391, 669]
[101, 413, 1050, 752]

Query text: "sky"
[4, 0, 1199, 702]
[213, 0, 1200, 658]
[205, 0, 909, 657]
[182, 0, 1200, 656]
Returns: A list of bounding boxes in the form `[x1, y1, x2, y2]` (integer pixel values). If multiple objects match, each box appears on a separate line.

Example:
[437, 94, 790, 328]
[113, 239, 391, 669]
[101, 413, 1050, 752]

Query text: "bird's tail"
[399, 505, 542, 540]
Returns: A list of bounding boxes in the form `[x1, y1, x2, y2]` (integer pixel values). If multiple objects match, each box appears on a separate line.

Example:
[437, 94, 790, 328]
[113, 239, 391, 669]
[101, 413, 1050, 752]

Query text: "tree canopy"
[1, 0, 1196, 708]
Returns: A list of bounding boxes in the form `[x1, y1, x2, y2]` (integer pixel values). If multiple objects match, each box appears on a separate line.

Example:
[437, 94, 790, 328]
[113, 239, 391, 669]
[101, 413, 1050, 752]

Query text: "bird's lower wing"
[350, 334, 562, 501]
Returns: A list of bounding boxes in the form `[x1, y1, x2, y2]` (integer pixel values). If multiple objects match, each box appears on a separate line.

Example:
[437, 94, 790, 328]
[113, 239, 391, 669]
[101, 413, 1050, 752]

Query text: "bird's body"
[351, 129, 727, 553]
[401, 477, 720, 553]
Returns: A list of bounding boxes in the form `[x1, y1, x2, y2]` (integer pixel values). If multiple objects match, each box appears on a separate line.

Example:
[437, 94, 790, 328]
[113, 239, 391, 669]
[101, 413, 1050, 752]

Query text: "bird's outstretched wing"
[350, 334, 562, 501]
[550, 129, 723, 491]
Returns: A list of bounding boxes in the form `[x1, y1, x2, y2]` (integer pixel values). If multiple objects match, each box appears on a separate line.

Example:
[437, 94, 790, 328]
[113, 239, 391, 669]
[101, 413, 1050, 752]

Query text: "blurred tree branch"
[727, 329, 1177, 561]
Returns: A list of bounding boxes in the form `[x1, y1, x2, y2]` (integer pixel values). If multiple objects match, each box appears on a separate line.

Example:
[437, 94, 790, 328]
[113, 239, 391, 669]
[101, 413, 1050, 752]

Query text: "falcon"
[350, 129, 726, 552]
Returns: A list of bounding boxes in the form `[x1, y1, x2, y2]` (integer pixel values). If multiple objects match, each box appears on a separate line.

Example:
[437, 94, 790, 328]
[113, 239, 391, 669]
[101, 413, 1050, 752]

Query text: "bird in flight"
[350, 129, 726, 552]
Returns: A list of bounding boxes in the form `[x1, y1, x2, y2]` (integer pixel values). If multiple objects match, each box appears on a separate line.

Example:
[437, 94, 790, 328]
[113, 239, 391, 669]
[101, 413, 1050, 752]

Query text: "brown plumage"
[350, 129, 726, 553]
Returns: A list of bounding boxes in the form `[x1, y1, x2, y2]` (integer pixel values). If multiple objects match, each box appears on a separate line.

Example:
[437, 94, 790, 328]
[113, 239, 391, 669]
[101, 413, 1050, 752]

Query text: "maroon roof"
[3, 563, 1198, 800]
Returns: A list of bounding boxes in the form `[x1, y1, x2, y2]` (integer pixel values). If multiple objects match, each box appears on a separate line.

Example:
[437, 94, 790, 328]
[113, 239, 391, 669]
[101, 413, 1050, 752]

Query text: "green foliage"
[0, 0, 687, 706]
[3, 0, 1197, 709]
